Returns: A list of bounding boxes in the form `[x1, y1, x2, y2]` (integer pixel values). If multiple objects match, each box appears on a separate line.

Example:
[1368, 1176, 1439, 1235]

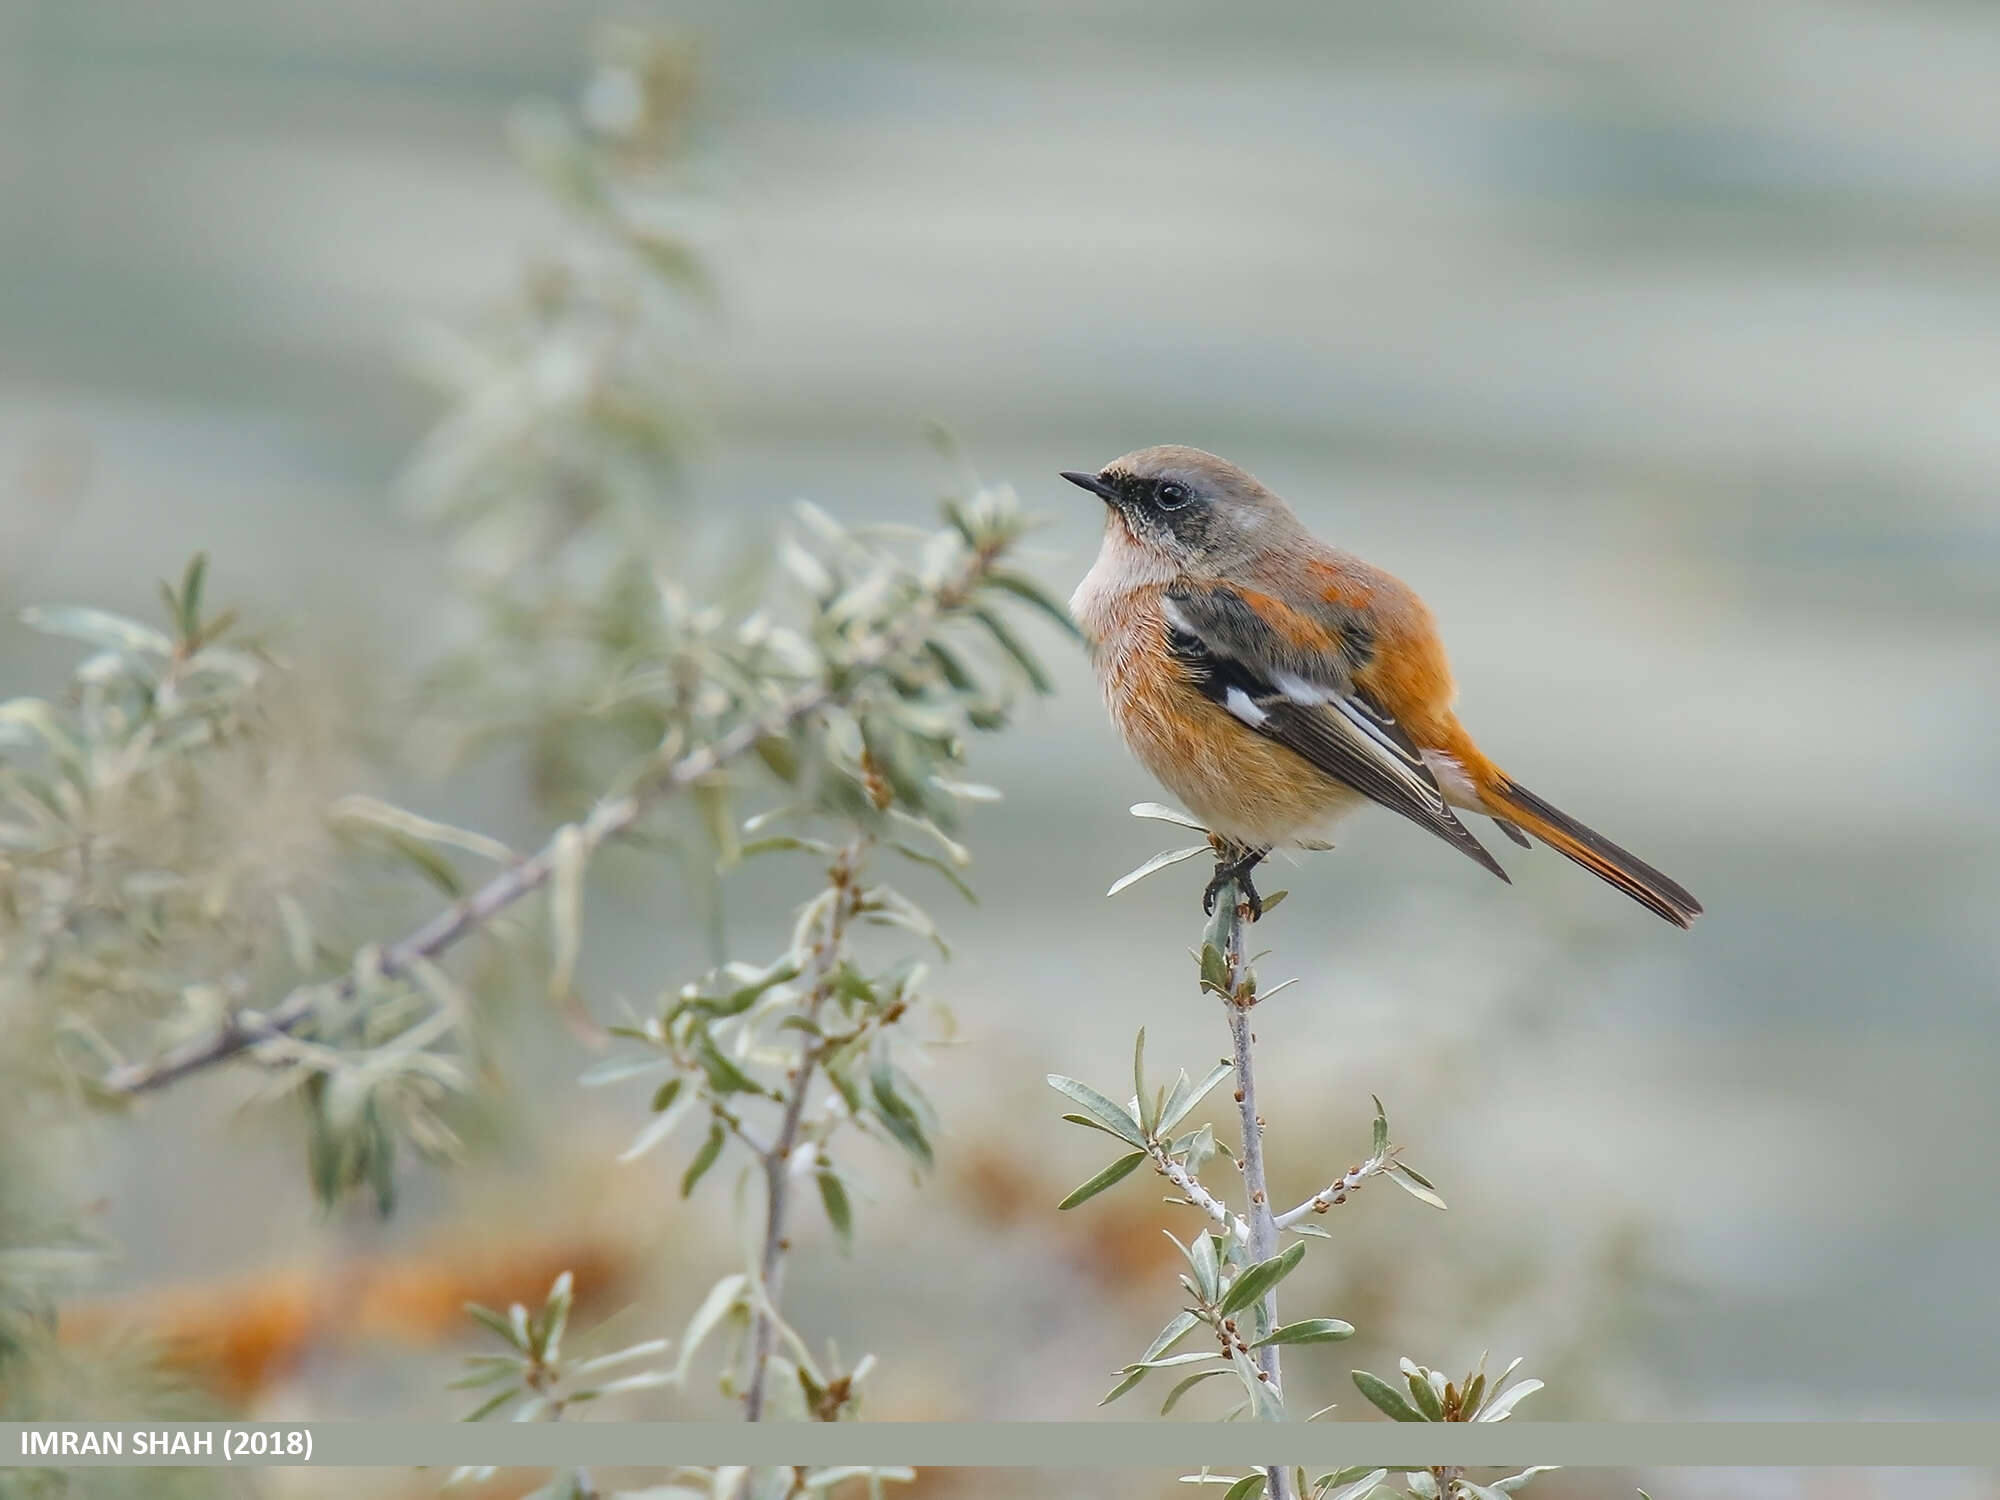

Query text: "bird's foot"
[1202, 844, 1270, 921]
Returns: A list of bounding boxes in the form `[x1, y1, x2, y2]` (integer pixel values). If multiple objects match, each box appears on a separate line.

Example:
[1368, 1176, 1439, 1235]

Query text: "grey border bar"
[5, 1423, 1999, 1468]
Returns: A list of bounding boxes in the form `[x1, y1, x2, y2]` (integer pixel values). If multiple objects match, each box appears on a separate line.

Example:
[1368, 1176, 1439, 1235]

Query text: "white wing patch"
[1271, 669, 1334, 706]
[1223, 686, 1269, 727]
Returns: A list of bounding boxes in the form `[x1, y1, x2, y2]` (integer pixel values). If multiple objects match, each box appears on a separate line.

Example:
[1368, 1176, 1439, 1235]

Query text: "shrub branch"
[98, 536, 1008, 1098]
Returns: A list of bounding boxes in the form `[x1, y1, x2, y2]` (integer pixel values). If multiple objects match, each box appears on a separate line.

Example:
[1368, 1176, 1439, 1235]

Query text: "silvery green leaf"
[1290, 1222, 1332, 1239]
[869, 1056, 934, 1167]
[1252, 1318, 1355, 1347]
[580, 1056, 671, 1088]
[1099, 1366, 1147, 1406]
[1313, 1470, 1388, 1500]
[464, 1302, 524, 1352]
[1160, 1061, 1232, 1134]
[1125, 1351, 1216, 1372]
[694, 1032, 760, 1095]
[1371, 1095, 1389, 1156]
[1160, 1366, 1230, 1415]
[1405, 1366, 1445, 1421]
[1198, 942, 1230, 996]
[817, 1169, 854, 1248]
[680, 1121, 725, 1197]
[1457, 1487, 1510, 1500]
[779, 536, 835, 599]
[1060, 1111, 1142, 1144]
[538, 1271, 573, 1362]
[1474, 1378, 1543, 1422]
[1351, 1369, 1427, 1422]
[1046, 1075, 1146, 1147]
[460, 1386, 519, 1423]
[1216, 1240, 1305, 1318]
[567, 1339, 672, 1380]
[930, 776, 1001, 802]
[1191, 1231, 1221, 1305]
[326, 795, 517, 864]
[19, 605, 172, 656]
[1405, 1475, 1438, 1500]
[672, 1274, 746, 1385]
[1133, 1029, 1153, 1133]
[985, 569, 1082, 639]
[1057, 1151, 1146, 1210]
[1130, 802, 1209, 831]
[547, 823, 587, 1008]
[887, 842, 978, 903]
[1387, 1165, 1447, 1211]
[1183, 1122, 1218, 1175]
[1222, 1475, 1267, 1500]
[1491, 1469, 1560, 1493]
[1138, 1311, 1200, 1365]
[1107, 844, 1209, 897]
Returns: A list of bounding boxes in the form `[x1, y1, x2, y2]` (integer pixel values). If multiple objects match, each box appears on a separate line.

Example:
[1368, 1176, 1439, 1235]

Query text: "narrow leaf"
[1160, 1061, 1232, 1134]
[1216, 1240, 1306, 1318]
[679, 1120, 725, 1198]
[1387, 1165, 1447, 1211]
[1133, 1029, 1154, 1134]
[1107, 844, 1209, 897]
[1350, 1369, 1427, 1422]
[1191, 1231, 1221, 1305]
[1315, 1472, 1389, 1500]
[1099, 1366, 1147, 1406]
[1492, 1468, 1561, 1493]
[1138, 1311, 1200, 1366]
[1405, 1367, 1445, 1421]
[1129, 802, 1208, 831]
[1046, 1075, 1146, 1147]
[1057, 1151, 1146, 1210]
[817, 1171, 853, 1249]
[1475, 1378, 1543, 1422]
[1252, 1318, 1355, 1348]
[1159, 1367, 1230, 1416]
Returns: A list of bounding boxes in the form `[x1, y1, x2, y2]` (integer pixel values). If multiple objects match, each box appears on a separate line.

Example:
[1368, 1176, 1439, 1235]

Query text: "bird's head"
[1062, 445, 1299, 573]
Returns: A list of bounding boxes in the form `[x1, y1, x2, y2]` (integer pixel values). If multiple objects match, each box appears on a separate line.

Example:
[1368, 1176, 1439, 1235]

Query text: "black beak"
[1060, 470, 1117, 503]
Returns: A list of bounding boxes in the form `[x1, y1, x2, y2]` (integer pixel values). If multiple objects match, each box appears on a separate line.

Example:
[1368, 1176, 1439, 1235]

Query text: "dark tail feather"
[1481, 778, 1703, 928]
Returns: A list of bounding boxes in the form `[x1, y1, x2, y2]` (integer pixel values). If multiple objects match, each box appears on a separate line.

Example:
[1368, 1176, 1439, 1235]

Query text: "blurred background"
[2, 0, 1998, 1490]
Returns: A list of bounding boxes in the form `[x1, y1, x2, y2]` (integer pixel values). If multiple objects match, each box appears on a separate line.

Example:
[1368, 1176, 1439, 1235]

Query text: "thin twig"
[1217, 876, 1293, 1500]
[98, 544, 1002, 1097]
[1273, 1155, 1390, 1229]
[740, 837, 866, 1423]
[1155, 1149, 1250, 1245]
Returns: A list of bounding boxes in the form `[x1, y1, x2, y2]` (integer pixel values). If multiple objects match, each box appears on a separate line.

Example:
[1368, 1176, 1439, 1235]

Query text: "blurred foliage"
[400, 26, 723, 808]
[0, 25, 1065, 1500]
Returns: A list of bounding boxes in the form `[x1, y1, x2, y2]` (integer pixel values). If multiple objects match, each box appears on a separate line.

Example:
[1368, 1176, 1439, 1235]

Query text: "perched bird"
[1064, 445, 1701, 927]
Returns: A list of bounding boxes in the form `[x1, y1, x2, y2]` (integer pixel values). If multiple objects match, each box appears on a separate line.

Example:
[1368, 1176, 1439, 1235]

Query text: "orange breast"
[1092, 585, 1362, 845]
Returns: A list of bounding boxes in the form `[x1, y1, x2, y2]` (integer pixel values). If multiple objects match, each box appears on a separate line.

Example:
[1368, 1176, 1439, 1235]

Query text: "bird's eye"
[1156, 480, 1193, 510]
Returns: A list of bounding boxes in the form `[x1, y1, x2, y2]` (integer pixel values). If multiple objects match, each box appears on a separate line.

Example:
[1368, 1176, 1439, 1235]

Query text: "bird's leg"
[1203, 841, 1272, 921]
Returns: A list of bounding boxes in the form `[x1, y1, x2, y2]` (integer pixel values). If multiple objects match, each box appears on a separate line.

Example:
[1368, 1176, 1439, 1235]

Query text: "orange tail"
[1478, 775, 1702, 928]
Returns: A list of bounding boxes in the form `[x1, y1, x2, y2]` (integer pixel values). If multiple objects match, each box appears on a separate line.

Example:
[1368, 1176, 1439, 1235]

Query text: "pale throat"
[1069, 515, 1177, 642]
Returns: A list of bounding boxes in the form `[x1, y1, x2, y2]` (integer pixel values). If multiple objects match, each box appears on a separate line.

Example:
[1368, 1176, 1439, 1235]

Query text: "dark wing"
[1163, 583, 1508, 880]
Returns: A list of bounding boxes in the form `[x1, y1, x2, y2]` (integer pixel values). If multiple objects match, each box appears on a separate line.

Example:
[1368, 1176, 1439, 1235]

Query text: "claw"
[1202, 845, 1270, 921]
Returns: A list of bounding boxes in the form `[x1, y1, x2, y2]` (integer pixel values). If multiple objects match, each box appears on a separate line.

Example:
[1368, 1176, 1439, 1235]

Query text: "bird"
[1063, 444, 1702, 928]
